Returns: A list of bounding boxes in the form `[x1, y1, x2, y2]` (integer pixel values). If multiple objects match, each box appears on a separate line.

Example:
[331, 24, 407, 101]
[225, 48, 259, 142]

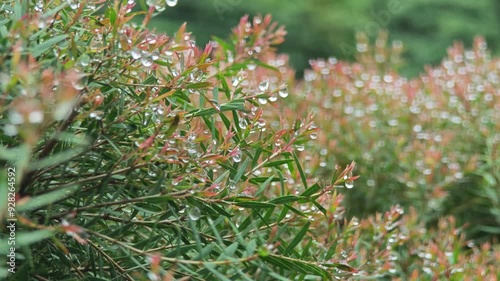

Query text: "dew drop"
[146, 34, 157, 44]
[141, 56, 153, 67]
[130, 48, 142, 59]
[228, 179, 237, 190]
[238, 119, 248, 129]
[90, 111, 103, 120]
[166, 0, 178, 7]
[151, 50, 160, 60]
[258, 97, 268, 104]
[232, 76, 242, 87]
[278, 87, 289, 98]
[310, 133, 317, 140]
[186, 133, 196, 143]
[268, 94, 278, 102]
[67, 0, 80, 9]
[188, 206, 200, 221]
[295, 144, 305, 152]
[34, 1, 44, 12]
[80, 54, 90, 67]
[259, 80, 269, 91]
[345, 181, 354, 189]
[231, 149, 242, 163]
[256, 119, 266, 128]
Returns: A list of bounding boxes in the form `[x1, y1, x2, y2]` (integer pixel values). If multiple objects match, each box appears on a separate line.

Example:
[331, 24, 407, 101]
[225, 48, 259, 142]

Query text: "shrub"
[294, 32, 500, 242]
[0, 1, 499, 281]
[0, 1, 359, 280]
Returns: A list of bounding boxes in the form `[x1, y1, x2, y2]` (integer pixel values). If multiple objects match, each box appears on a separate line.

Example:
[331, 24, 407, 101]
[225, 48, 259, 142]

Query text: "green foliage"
[295, 32, 500, 244]
[148, 0, 500, 76]
[0, 1, 358, 280]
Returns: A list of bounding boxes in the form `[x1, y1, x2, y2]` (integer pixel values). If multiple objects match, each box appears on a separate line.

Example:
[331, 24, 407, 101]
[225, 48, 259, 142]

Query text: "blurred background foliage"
[144, 0, 500, 77]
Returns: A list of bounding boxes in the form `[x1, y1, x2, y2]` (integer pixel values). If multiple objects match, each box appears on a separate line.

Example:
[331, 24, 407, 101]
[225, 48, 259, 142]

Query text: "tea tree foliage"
[0, 1, 357, 280]
[0, 1, 499, 281]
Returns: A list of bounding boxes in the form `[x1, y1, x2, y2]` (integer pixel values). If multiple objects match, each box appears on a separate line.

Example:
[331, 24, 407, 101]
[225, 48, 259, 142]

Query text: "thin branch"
[88, 230, 261, 266]
[88, 240, 135, 281]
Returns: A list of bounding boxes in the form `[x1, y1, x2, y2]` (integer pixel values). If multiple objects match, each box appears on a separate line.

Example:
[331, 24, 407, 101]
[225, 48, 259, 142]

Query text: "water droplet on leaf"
[130, 48, 142, 59]
[238, 119, 248, 129]
[295, 144, 305, 151]
[259, 80, 269, 91]
[231, 149, 242, 163]
[141, 56, 153, 67]
[258, 97, 268, 104]
[188, 206, 200, 220]
[345, 180, 354, 189]
[166, 0, 178, 7]
[228, 179, 236, 190]
[278, 88, 289, 98]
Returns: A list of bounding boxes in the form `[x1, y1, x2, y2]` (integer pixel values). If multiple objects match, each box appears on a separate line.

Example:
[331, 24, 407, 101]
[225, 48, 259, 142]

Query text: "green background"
[145, 0, 500, 77]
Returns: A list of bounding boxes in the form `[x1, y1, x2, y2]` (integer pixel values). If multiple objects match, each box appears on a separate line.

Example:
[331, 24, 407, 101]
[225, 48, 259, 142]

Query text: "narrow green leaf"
[105, 7, 117, 25]
[269, 195, 305, 205]
[300, 183, 322, 197]
[17, 185, 79, 212]
[204, 263, 232, 281]
[30, 35, 68, 57]
[255, 176, 274, 197]
[263, 159, 294, 168]
[233, 158, 250, 183]
[292, 152, 308, 188]
[233, 201, 276, 208]
[223, 242, 239, 257]
[29, 146, 87, 171]
[186, 82, 212, 89]
[284, 222, 310, 255]
[321, 262, 359, 273]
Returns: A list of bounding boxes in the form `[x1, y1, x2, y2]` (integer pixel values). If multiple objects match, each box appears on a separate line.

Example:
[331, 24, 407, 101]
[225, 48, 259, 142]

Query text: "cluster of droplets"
[184, 132, 199, 157]
[129, 48, 159, 67]
[3, 108, 45, 136]
[146, 0, 178, 11]
[66, 0, 80, 10]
